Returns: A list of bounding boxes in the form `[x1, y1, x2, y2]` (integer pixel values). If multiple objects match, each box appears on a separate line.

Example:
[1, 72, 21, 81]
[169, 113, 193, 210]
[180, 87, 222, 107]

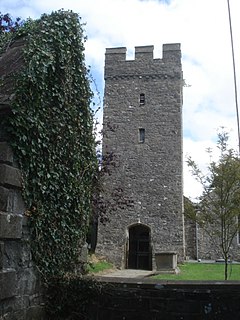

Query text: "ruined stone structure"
[0, 38, 44, 320]
[189, 221, 240, 262]
[97, 44, 185, 269]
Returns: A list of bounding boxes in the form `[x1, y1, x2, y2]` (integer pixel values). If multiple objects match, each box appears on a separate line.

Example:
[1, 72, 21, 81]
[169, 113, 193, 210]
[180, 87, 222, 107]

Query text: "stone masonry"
[0, 38, 44, 320]
[97, 44, 185, 269]
[90, 279, 240, 320]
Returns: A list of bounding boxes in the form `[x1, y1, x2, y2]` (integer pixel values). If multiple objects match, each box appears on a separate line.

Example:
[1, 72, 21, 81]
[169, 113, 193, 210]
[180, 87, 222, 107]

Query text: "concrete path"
[95, 269, 153, 279]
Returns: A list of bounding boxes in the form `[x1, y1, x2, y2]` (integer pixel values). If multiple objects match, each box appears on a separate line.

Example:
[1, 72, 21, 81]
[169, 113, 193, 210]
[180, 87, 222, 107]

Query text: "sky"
[1, 0, 240, 201]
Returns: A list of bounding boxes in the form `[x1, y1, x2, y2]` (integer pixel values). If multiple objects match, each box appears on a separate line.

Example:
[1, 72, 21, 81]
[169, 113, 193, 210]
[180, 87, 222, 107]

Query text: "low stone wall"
[90, 278, 240, 320]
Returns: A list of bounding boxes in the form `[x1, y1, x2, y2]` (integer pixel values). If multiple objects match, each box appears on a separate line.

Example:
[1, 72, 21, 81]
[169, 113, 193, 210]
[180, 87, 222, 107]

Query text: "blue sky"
[1, 0, 240, 199]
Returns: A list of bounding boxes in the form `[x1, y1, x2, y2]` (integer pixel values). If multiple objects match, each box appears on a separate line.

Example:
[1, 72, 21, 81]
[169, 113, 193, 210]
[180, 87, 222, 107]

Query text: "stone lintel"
[0, 212, 22, 239]
[0, 164, 22, 188]
[0, 268, 17, 299]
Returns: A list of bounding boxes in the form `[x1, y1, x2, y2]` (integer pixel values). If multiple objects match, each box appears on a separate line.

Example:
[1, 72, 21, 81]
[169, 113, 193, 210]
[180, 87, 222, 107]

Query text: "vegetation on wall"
[1, 10, 97, 278]
[46, 276, 104, 320]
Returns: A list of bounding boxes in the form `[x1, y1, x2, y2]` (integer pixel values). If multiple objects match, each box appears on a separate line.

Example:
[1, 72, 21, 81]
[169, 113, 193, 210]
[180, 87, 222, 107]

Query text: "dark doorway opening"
[127, 224, 152, 270]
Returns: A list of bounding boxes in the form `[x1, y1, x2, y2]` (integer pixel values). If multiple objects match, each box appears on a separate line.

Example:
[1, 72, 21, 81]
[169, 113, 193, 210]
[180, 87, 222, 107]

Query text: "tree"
[186, 131, 240, 280]
[0, 12, 22, 33]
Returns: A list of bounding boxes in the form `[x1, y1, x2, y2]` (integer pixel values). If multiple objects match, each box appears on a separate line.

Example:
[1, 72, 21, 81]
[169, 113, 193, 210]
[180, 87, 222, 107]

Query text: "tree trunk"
[224, 258, 228, 280]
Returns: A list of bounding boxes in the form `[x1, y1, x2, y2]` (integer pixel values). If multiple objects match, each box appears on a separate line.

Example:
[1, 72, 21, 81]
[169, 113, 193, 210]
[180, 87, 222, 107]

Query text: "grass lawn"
[152, 262, 240, 281]
[87, 256, 113, 274]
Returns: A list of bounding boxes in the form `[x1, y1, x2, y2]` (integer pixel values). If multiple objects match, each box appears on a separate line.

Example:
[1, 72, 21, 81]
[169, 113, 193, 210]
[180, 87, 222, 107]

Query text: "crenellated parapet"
[104, 43, 182, 81]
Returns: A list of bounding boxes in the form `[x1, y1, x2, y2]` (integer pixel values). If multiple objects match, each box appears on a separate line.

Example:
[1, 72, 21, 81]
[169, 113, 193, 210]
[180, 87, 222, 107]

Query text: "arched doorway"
[127, 224, 152, 270]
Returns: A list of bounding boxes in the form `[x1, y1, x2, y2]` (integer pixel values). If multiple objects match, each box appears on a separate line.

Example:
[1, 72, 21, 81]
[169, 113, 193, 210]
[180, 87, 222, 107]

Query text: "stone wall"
[97, 44, 185, 269]
[197, 225, 240, 262]
[184, 215, 240, 262]
[184, 216, 197, 260]
[0, 38, 45, 320]
[90, 278, 240, 319]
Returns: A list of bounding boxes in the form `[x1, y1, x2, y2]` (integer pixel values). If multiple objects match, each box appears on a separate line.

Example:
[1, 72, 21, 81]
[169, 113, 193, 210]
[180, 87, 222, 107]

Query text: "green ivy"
[2, 10, 97, 278]
[46, 275, 105, 319]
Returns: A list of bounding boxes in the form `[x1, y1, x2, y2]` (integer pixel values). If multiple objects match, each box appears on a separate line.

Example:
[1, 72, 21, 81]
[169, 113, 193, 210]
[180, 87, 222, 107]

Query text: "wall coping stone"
[95, 276, 240, 288]
[91, 277, 240, 319]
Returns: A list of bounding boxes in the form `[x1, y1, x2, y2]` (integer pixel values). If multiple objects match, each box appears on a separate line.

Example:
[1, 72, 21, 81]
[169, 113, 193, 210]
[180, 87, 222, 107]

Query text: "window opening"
[140, 93, 145, 105]
[139, 128, 145, 143]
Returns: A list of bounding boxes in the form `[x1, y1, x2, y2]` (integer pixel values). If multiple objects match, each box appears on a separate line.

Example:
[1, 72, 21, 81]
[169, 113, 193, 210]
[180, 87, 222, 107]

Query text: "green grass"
[152, 262, 240, 281]
[87, 260, 113, 273]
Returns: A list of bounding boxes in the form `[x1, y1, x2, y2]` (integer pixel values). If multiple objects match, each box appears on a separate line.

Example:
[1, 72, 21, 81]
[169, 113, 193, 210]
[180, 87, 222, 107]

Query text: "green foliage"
[2, 10, 97, 278]
[46, 275, 104, 319]
[0, 12, 23, 33]
[87, 260, 113, 273]
[184, 196, 197, 220]
[152, 262, 240, 281]
[0, 13, 34, 55]
[186, 130, 240, 279]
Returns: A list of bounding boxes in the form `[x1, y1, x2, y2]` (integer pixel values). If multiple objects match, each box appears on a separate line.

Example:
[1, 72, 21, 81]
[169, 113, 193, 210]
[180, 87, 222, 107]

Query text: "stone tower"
[97, 44, 185, 270]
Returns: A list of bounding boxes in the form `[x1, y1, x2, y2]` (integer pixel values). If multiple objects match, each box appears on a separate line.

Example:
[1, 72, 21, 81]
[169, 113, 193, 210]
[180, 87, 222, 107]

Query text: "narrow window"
[140, 93, 145, 105]
[139, 128, 145, 143]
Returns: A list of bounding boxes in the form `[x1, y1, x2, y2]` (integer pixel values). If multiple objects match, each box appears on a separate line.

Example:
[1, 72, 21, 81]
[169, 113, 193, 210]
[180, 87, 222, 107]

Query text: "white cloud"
[1, 0, 240, 200]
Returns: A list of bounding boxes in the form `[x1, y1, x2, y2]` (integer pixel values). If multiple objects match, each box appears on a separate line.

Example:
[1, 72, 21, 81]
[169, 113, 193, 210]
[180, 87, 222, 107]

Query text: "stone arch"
[126, 223, 152, 270]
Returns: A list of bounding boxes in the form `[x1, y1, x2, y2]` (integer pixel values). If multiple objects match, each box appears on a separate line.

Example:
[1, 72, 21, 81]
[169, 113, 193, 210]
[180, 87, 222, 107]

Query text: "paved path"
[93, 259, 240, 280]
[94, 269, 154, 279]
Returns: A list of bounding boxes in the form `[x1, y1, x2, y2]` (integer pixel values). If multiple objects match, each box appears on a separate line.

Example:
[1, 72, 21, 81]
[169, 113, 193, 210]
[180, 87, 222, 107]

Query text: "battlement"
[135, 45, 154, 60]
[105, 47, 127, 61]
[104, 43, 182, 80]
[105, 43, 181, 62]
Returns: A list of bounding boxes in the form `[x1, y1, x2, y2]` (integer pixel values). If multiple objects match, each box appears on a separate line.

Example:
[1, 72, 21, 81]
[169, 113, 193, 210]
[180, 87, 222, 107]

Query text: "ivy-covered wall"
[0, 10, 97, 319]
[0, 39, 45, 320]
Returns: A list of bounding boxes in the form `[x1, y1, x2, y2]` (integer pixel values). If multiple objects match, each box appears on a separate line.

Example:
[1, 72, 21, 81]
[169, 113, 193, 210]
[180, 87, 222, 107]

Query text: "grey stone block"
[0, 164, 22, 188]
[0, 143, 13, 164]
[18, 268, 38, 296]
[0, 242, 3, 269]
[1, 310, 25, 320]
[25, 306, 45, 320]
[155, 252, 177, 271]
[0, 213, 22, 239]
[0, 186, 10, 212]
[0, 269, 17, 299]
[0, 186, 25, 214]
[3, 241, 30, 270]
